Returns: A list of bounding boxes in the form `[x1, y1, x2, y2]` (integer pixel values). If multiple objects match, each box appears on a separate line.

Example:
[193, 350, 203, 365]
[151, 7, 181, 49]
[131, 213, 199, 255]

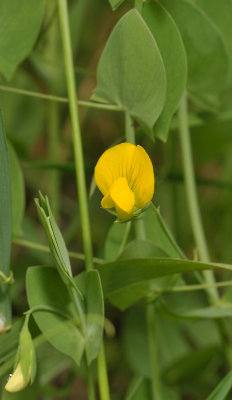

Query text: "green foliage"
[1, 0, 232, 398]
[26, 266, 85, 366]
[206, 370, 232, 400]
[161, 0, 229, 110]
[8, 142, 25, 236]
[0, 114, 12, 328]
[142, 1, 187, 141]
[0, 0, 45, 80]
[94, 9, 166, 136]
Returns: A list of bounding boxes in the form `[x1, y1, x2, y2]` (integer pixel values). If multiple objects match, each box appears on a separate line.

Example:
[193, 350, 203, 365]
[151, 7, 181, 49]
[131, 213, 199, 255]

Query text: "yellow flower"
[94, 142, 155, 219]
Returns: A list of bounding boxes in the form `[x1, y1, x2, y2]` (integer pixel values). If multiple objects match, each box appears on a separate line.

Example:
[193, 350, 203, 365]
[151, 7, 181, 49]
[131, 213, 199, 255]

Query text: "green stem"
[177, 93, 218, 303]
[97, 344, 111, 400]
[12, 237, 105, 264]
[58, 0, 93, 272]
[125, 111, 135, 144]
[0, 85, 123, 111]
[48, 101, 60, 219]
[58, 2, 110, 399]
[146, 303, 162, 400]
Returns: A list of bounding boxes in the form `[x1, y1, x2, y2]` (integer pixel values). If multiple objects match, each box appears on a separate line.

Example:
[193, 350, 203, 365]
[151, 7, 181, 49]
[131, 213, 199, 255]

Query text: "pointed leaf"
[94, 9, 166, 135]
[97, 257, 232, 307]
[206, 370, 232, 400]
[142, 1, 187, 141]
[161, 0, 229, 110]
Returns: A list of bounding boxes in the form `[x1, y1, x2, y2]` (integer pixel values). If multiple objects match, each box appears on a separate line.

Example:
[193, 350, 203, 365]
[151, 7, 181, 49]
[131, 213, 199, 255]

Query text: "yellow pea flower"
[94, 142, 155, 220]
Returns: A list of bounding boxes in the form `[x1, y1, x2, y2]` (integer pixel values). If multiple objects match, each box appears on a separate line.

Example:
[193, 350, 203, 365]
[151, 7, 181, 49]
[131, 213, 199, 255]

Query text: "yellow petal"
[5, 363, 29, 393]
[110, 177, 135, 219]
[129, 145, 154, 208]
[94, 143, 136, 195]
[101, 192, 114, 209]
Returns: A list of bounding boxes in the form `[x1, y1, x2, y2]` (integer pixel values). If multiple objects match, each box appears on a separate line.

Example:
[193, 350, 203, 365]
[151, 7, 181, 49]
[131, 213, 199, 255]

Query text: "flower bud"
[5, 323, 36, 392]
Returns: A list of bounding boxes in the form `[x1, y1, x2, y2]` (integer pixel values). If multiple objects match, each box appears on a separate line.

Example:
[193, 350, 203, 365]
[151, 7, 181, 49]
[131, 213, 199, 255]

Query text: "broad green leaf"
[104, 221, 131, 261]
[93, 9, 166, 135]
[8, 142, 25, 236]
[0, 0, 45, 80]
[97, 257, 232, 300]
[84, 270, 104, 365]
[161, 0, 229, 110]
[26, 266, 84, 366]
[109, 0, 125, 11]
[142, 1, 187, 141]
[0, 113, 12, 329]
[108, 240, 174, 310]
[206, 370, 232, 400]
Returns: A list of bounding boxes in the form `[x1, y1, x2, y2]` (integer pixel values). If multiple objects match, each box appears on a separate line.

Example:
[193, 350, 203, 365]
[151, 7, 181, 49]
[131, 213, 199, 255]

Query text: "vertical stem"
[48, 101, 60, 220]
[58, 0, 93, 272]
[125, 112, 162, 400]
[97, 344, 111, 400]
[146, 303, 162, 400]
[47, 7, 60, 220]
[177, 93, 218, 303]
[125, 111, 135, 144]
[58, 2, 110, 398]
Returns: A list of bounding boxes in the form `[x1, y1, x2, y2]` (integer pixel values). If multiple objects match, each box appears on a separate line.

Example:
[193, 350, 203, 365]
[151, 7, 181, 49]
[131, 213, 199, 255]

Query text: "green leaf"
[161, 0, 229, 110]
[206, 370, 232, 400]
[0, 113, 12, 328]
[93, 9, 166, 135]
[0, 0, 45, 80]
[108, 0, 125, 11]
[8, 141, 25, 236]
[97, 257, 232, 307]
[142, 1, 187, 141]
[26, 266, 85, 366]
[84, 270, 104, 365]
[108, 240, 174, 310]
[194, 0, 232, 84]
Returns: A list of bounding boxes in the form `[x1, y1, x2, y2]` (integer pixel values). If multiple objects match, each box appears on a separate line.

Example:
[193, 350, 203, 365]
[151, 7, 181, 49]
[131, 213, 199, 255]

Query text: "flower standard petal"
[94, 142, 136, 195]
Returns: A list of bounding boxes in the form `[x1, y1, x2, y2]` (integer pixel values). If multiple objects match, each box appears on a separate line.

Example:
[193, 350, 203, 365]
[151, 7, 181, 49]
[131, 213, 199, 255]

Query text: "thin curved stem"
[0, 85, 123, 112]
